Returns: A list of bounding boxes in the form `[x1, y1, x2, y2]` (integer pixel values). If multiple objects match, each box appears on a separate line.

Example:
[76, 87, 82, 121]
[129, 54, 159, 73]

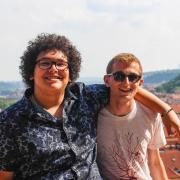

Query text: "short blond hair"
[106, 53, 143, 75]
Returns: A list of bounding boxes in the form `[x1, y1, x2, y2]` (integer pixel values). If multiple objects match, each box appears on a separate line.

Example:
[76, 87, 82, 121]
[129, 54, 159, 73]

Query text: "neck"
[32, 88, 65, 118]
[107, 97, 134, 116]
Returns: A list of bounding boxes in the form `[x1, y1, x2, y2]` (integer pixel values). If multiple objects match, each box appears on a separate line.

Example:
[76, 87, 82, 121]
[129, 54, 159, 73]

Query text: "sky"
[0, 0, 180, 81]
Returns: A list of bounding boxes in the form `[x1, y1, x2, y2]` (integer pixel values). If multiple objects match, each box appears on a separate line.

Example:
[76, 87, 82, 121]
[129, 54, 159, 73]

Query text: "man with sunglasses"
[97, 53, 168, 180]
[0, 34, 178, 179]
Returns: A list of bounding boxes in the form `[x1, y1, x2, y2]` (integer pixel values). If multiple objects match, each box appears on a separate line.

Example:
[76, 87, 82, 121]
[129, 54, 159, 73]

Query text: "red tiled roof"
[161, 124, 180, 179]
[171, 94, 180, 99]
[160, 150, 180, 179]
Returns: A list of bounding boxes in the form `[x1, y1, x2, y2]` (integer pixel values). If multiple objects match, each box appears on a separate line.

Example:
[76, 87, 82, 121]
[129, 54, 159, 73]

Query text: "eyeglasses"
[107, 71, 141, 83]
[36, 59, 68, 70]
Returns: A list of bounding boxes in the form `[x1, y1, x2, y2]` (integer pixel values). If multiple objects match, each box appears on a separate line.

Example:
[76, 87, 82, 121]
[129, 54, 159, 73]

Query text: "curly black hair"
[19, 33, 81, 89]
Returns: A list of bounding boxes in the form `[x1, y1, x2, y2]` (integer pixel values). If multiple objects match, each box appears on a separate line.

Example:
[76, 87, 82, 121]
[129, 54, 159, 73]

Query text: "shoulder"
[67, 82, 109, 98]
[0, 88, 33, 120]
[66, 82, 109, 109]
[0, 98, 26, 124]
[136, 101, 159, 121]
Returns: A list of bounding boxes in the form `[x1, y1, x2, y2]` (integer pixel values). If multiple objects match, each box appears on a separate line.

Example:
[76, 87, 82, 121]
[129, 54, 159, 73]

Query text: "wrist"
[161, 108, 173, 118]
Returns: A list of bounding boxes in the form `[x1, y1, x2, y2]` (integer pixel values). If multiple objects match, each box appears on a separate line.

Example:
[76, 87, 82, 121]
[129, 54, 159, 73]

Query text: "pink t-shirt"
[97, 101, 166, 180]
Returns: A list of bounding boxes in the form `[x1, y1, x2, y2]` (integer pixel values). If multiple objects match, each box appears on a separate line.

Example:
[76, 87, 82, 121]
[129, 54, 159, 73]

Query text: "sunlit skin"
[30, 49, 70, 115]
[104, 61, 144, 116]
[32, 49, 69, 94]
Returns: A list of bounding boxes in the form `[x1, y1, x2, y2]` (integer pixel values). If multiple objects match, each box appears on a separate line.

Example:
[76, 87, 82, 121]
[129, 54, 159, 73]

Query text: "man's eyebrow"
[56, 58, 68, 62]
[38, 58, 68, 62]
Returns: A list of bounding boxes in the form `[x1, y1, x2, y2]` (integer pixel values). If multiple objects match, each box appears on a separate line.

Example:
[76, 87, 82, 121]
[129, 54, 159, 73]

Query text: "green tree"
[156, 74, 180, 93]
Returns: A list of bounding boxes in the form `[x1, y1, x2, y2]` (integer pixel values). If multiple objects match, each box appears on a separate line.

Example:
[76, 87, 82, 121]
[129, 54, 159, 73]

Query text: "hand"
[162, 110, 180, 142]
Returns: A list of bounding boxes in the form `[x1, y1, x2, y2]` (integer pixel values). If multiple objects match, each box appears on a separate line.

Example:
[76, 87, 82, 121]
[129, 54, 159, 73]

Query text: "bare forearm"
[136, 87, 180, 139]
[148, 149, 168, 180]
[149, 158, 168, 180]
[135, 87, 170, 113]
[163, 109, 180, 136]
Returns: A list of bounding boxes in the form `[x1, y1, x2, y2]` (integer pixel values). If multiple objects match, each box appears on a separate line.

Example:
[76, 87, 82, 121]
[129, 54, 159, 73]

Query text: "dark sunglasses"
[107, 71, 141, 83]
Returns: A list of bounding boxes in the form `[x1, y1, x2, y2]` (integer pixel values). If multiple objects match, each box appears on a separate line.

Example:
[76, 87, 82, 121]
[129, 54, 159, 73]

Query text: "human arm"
[148, 149, 168, 180]
[0, 112, 20, 179]
[135, 87, 180, 139]
[0, 171, 14, 180]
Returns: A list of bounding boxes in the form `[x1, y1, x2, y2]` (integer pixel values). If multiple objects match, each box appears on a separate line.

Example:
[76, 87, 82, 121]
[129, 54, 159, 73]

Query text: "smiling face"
[104, 61, 144, 104]
[31, 49, 70, 94]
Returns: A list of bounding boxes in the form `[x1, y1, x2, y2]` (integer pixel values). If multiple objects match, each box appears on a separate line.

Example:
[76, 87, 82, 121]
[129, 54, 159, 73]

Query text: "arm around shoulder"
[135, 87, 180, 140]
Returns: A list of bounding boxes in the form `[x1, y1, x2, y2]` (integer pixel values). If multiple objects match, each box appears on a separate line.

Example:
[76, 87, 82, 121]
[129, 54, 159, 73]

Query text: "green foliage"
[156, 74, 180, 93]
[0, 98, 17, 109]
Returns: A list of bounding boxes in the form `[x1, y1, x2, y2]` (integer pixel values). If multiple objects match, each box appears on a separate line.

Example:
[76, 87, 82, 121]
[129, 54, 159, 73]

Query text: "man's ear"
[139, 79, 144, 86]
[104, 75, 110, 87]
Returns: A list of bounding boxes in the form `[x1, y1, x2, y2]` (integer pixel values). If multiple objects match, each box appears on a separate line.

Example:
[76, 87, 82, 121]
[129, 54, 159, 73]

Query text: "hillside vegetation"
[143, 69, 180, 84]
[0, 97, 17, 110]
[156, 74, 180, 93]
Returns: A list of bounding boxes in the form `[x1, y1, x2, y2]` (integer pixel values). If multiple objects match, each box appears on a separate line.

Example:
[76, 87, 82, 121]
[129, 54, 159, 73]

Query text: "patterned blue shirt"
[0, 82, 109, 180]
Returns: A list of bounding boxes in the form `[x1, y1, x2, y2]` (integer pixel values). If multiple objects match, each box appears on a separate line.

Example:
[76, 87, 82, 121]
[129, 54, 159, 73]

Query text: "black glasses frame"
[36, 59, 68, 70]
[107, 71, 142, 83]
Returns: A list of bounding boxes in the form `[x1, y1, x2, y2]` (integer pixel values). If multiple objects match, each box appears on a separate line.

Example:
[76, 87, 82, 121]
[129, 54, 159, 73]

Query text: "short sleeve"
[148, 113, 167, 149]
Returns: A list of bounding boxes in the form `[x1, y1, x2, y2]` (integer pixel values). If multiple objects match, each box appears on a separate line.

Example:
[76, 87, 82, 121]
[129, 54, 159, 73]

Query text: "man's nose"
[123, 76, 130, 84]
[49, 63, 58, 71]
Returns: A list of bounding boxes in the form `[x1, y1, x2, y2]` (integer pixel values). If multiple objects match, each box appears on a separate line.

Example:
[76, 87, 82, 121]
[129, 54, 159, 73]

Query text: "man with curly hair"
[0, 33, 179, 179]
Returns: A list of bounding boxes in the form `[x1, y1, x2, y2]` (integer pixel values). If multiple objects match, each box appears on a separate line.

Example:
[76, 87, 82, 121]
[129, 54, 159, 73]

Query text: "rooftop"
[161, 126, 180, 179]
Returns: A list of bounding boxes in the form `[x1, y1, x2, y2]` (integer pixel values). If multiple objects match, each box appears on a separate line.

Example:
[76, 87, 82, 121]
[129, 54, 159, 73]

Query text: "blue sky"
[0, 0, 180, 81]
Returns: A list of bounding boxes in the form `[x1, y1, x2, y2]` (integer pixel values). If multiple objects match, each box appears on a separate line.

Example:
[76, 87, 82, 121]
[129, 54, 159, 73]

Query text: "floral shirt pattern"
[0, 82, 109, 180]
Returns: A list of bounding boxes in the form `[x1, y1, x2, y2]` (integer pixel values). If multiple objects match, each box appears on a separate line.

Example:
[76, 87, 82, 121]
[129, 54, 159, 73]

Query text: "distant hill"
[78, 77, 103, 84]
[0, 81, 24, 97]
[78, 69, 180, 85]
[143, 69, 180, 85]
[0, 68, 180, 96]
[156, 74, 180, 93]
[0, 81, 24, 90]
